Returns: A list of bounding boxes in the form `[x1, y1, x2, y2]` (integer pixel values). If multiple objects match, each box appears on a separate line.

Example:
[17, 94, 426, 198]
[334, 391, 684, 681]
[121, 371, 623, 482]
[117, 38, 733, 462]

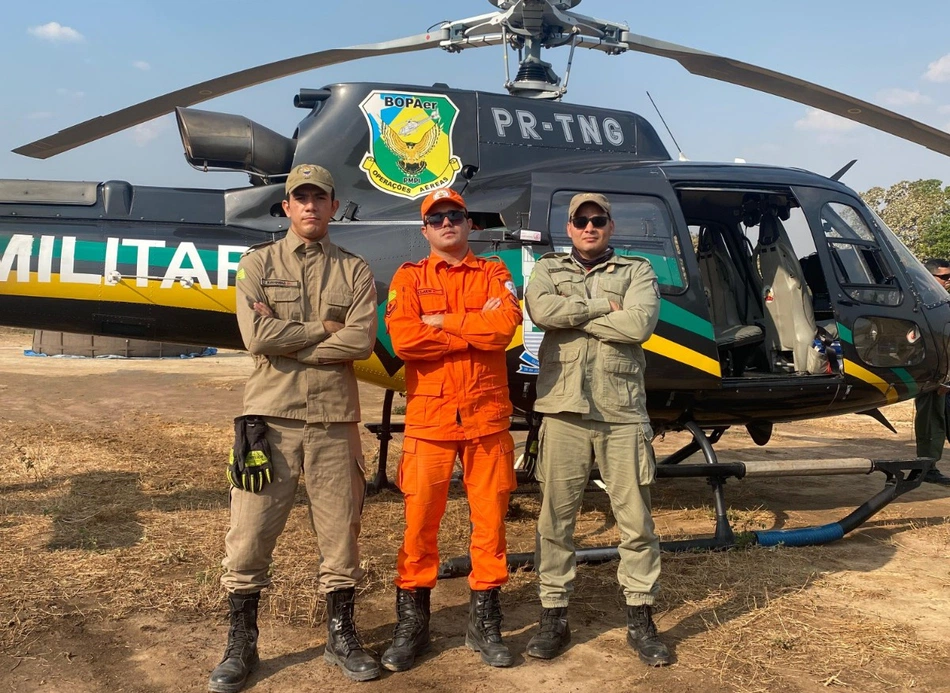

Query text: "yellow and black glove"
[227, 415, 273, 492]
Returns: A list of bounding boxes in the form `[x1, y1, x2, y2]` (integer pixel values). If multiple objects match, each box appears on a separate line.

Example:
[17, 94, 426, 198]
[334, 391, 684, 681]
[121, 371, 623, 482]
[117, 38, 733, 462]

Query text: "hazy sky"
[1, 0, 948, 195]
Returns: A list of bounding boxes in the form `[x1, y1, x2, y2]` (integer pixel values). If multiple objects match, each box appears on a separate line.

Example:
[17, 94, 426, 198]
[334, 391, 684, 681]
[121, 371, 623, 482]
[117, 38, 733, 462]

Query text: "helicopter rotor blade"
[13, 32, 446, 160]
[620, 32, 950, 158]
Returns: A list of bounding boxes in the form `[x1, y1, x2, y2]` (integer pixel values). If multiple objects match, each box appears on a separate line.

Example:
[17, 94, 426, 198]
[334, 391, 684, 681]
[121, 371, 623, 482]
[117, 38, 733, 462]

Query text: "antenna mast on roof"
[646, 91, 688, 161]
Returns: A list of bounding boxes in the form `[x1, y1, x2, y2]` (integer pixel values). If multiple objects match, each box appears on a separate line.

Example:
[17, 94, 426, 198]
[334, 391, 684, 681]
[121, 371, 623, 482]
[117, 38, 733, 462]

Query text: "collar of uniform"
[429, 248, 479, 270]
[565, 249, 633, 271]
[281, 230, 332, 255]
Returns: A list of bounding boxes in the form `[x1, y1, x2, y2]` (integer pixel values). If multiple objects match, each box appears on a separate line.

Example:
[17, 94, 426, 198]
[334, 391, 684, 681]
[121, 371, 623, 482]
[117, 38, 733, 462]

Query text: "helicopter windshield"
[866, 207, 950, 308]
[819, 202, 902, 307]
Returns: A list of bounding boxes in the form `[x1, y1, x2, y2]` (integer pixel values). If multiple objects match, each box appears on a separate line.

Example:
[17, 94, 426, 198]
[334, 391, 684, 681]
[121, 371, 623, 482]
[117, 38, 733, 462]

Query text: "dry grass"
[2, 413, 948, 692]
[658, 548, 936, 691]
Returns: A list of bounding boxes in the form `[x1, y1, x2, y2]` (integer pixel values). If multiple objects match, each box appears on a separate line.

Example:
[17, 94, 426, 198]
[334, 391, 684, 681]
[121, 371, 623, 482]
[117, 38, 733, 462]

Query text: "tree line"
[861, 179, 950, 261]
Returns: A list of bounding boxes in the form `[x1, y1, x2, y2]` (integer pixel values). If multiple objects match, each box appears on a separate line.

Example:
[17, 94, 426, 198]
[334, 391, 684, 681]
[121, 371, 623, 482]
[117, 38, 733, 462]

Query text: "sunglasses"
[425, 209, 467, 226]
[934, 273, 950, 281]
[570, 215, 610, 229]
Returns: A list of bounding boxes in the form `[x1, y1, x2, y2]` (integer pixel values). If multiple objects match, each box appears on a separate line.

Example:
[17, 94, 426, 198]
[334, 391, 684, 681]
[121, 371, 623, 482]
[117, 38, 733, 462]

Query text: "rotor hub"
[489, 0, 582, 9]
[444, 0, 629, 100]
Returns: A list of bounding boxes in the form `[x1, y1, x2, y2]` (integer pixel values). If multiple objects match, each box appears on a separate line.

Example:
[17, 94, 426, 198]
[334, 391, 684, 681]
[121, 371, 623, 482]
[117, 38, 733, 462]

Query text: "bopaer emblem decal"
[359, 90, 462, 199]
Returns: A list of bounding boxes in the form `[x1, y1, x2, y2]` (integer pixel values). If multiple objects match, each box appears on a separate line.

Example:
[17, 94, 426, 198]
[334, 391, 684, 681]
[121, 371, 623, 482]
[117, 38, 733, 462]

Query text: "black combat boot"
[626, 604, 671, 667]
[381, 587, 432, 672]
[923, 466, 950, 486]
[465, 588, 514, 667]
[525, 607, 571, 660]
[324, 588, 380, 682]
[208, 592, 260, 693]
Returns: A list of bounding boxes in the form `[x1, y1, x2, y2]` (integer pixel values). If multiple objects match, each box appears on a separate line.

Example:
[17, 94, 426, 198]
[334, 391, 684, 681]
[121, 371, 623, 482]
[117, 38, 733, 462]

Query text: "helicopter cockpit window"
[820, 202, 901, 307]
[549, 191, 686, 295]
[866, 207, 950, 308]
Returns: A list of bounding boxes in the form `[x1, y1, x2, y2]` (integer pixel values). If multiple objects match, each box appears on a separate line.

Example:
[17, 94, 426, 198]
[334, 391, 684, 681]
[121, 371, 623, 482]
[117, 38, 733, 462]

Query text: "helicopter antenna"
[646, 91, 688, 161]
[830, 159, 858, 182]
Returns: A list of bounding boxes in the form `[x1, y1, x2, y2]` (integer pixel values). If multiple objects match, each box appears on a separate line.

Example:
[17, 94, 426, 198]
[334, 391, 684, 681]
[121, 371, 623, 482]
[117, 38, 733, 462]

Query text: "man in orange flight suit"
[382, 188, 522, 671]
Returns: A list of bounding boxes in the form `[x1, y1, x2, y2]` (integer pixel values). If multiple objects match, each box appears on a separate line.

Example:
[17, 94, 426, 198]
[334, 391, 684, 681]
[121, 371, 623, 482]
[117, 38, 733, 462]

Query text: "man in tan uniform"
[523, 192, 669, 666]
[208, 164, 379, 692]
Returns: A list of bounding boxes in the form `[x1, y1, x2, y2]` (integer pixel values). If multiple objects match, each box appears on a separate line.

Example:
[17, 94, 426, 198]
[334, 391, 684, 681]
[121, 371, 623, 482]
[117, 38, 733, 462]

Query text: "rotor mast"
[441, 0, 629, 100]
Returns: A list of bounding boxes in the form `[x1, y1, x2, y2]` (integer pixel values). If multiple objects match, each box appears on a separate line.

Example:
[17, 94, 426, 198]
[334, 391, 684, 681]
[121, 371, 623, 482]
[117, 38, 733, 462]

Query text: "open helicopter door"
[792, 185, 945, 409]
[523, 170, 723, 396]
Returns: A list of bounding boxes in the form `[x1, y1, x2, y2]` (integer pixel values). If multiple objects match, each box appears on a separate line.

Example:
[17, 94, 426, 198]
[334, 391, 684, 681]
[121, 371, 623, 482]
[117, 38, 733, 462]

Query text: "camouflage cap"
[568, 192, 611, 219]
[285, 164, 334, 196]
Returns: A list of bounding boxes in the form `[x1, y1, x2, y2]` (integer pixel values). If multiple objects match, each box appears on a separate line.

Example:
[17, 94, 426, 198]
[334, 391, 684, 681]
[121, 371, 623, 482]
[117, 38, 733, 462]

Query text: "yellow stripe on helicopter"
[842, 358, 899, 404]
[0, 272, 237, 313]
[643, 333, 722, 378]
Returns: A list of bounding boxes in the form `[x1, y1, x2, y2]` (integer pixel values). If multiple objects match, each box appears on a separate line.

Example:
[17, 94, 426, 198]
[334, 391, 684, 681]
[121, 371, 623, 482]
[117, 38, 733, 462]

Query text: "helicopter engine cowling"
[175, 107, 296, 178]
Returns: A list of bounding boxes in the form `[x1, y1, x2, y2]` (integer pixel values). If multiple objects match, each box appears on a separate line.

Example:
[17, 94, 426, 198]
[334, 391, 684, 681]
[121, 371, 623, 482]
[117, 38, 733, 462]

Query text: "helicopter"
[3, 0, 950, 557]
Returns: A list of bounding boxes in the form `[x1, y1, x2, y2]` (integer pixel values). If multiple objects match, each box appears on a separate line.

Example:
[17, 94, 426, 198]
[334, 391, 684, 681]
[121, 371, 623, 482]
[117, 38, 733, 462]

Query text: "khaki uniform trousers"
[535, 413, 660, 607]
[915, 390, 947, 462]
[221, 417, 366, 594]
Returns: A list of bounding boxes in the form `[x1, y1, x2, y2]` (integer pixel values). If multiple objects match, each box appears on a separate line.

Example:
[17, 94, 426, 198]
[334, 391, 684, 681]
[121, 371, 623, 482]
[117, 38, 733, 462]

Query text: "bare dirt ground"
[1, 325, 948, 693]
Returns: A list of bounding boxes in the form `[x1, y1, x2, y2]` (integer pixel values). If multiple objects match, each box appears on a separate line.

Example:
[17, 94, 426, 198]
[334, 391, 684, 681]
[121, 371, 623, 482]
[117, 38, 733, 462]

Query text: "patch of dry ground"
[0, 326, 948, 692]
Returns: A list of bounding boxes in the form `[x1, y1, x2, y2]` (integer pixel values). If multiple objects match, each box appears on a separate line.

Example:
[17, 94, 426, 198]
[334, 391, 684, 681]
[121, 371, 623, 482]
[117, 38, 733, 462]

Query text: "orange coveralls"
[386, 250, 522, 591]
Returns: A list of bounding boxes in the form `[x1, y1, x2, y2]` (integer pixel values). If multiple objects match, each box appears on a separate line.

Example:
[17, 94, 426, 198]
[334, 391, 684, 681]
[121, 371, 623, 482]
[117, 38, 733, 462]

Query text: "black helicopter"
[3, 0, 949, 554]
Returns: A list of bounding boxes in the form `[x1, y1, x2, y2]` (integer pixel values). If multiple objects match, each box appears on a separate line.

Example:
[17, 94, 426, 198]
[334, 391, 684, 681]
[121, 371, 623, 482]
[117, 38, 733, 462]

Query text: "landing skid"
[437, 419, 934, 578]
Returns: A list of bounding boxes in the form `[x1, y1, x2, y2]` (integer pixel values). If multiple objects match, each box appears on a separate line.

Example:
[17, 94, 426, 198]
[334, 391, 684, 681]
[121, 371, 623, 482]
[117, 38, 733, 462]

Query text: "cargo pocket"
[637, 424, 657, 486]
[537, 346, 579, 398]
[599, 276, 629, 306]
[418, 290, 447, 315]
[397, 437, 417, 494]
[264, 286, 302, 320]
[464, 292, 488, 313]
[603, 356, 640, 408]
[322, 289, 353, 323]
[554, 274, 585, 297]
[534, 418, 549, 484]
[407, 378, 443, 424]
[497, 433, 518, 493]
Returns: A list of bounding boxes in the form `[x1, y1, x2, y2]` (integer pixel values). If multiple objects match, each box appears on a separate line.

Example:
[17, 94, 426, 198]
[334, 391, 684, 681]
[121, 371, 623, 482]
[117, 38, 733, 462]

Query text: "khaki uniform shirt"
[235, 232, 377, 423]
[525, 252, 659, 424]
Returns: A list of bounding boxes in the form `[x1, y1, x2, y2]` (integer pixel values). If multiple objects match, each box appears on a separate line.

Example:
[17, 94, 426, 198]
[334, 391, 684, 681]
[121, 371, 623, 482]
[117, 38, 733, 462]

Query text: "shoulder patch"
[242, 239, 275, 256]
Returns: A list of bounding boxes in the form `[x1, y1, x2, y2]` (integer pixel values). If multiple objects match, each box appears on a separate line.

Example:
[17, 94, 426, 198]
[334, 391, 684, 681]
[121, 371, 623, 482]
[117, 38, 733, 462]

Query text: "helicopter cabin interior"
[677, 187, 839, 379]
[546, 183, 905, 381]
